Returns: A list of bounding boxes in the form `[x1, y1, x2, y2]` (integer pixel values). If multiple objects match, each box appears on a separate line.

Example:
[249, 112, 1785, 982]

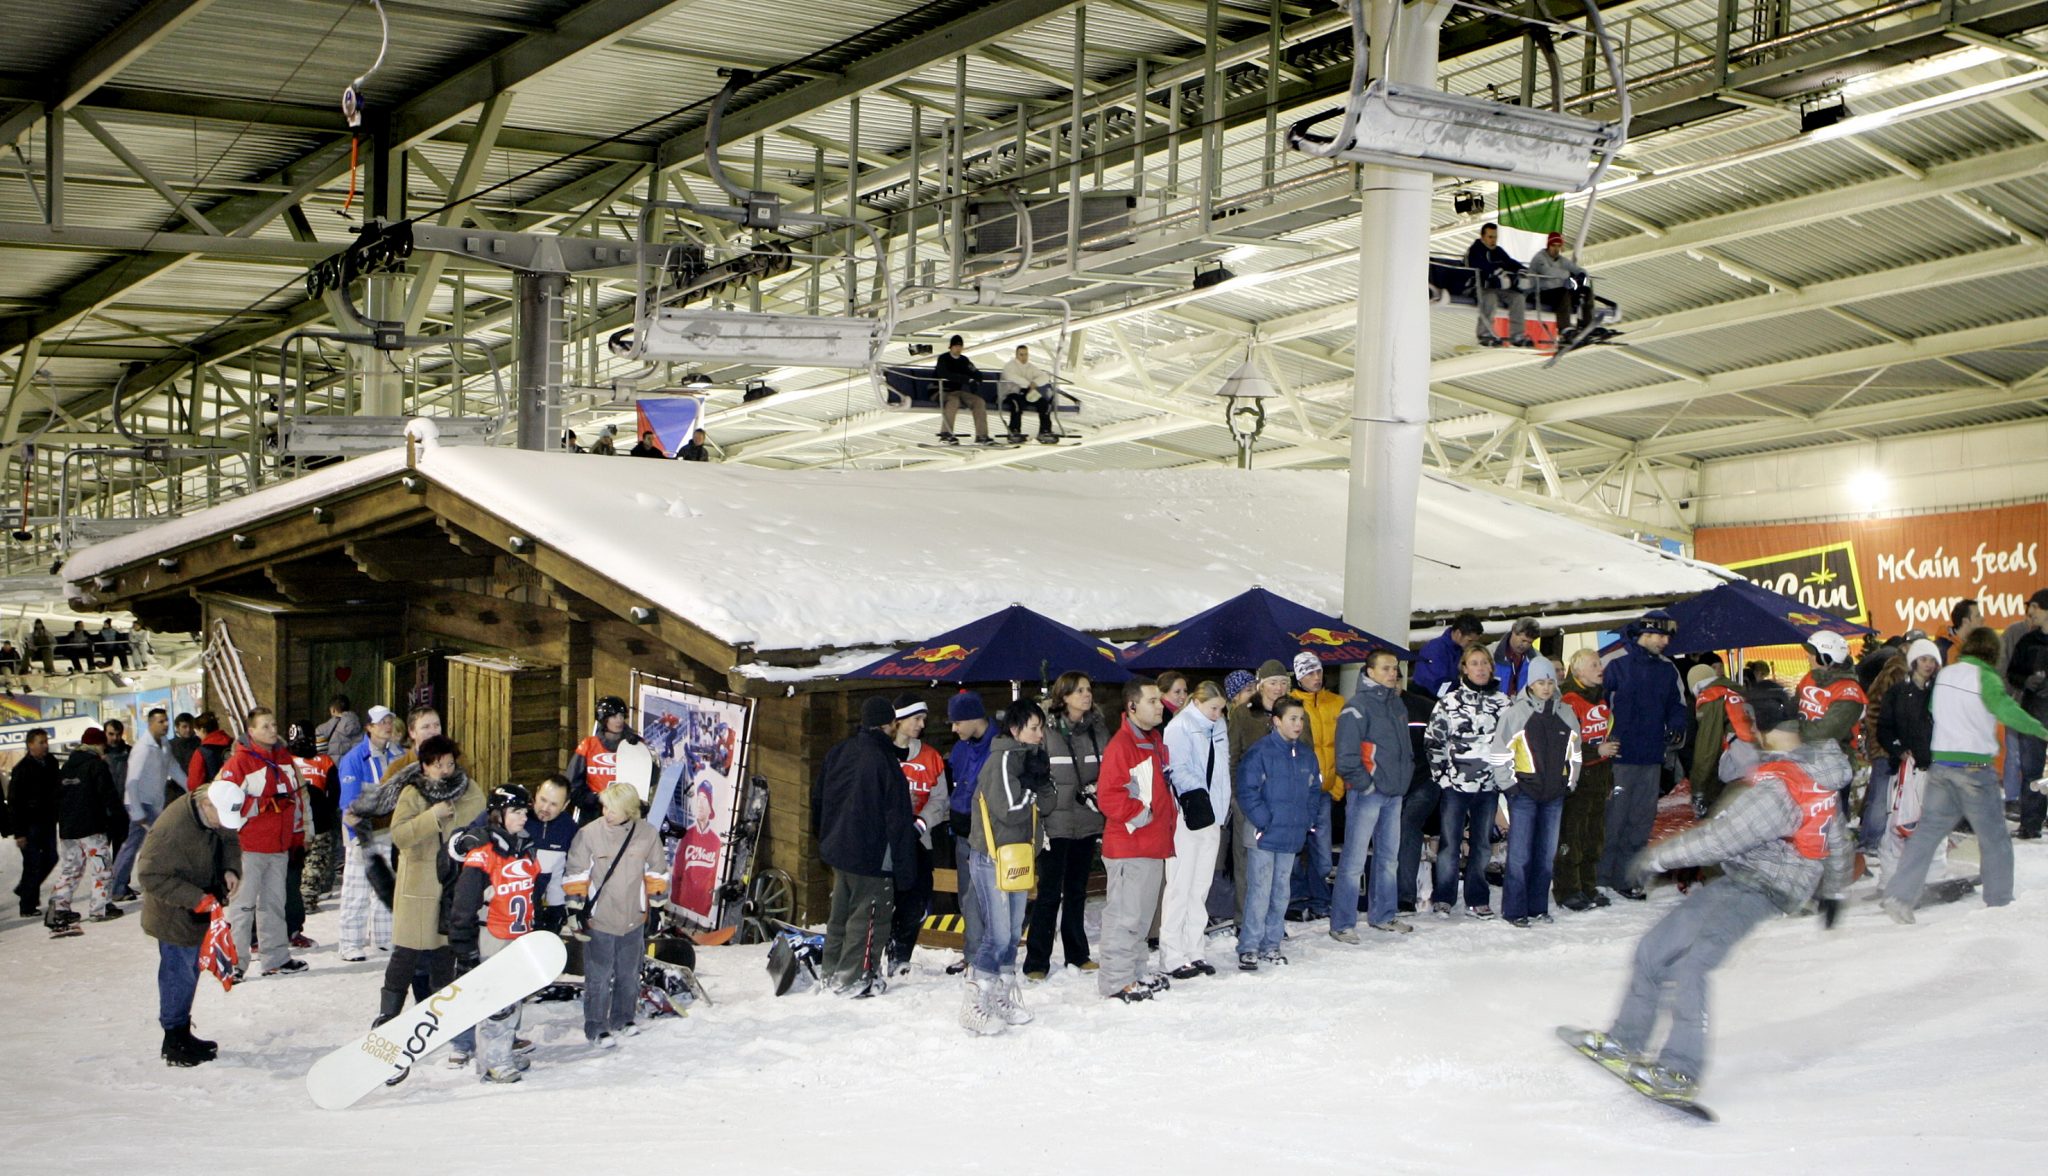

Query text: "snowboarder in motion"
[1562, 720, 1852, 1111]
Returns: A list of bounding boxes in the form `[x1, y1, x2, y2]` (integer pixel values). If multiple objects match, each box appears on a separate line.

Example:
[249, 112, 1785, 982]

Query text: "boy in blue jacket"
[1236, 697, 1322, 970]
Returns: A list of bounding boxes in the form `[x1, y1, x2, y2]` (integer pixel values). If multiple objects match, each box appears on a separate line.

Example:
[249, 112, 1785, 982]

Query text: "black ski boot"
[162, 1027, 213, 1068]
[181, 1025, 219, 1060]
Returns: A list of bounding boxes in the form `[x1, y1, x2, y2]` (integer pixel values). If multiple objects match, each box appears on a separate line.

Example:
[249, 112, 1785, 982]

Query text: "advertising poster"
[631, 675, 754, 930]
[1695, 502, 2047, 678]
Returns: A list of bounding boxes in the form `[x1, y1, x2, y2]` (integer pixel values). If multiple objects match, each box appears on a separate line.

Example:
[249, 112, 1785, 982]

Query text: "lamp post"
[1216, 357, 1276, 470]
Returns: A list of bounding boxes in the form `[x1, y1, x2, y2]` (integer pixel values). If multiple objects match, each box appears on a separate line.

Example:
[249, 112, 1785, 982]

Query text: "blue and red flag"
[635, 397, 704, 458]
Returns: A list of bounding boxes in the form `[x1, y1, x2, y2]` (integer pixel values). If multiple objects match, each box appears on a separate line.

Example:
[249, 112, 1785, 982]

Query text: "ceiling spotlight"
[742, 379, 778, 402]
[681, 371, 714, 389]
[1453, 189, 1484, 215]
[1192, 259, 1234, 289]
[1800, 96, 1849, 134]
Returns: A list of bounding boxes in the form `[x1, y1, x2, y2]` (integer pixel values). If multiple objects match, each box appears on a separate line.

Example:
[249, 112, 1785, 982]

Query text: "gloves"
[949, 810, 970, 838]
[194, 895, 219, 915]
[1078, 779, 1100, 813]
[1818, 897, 1843, 930]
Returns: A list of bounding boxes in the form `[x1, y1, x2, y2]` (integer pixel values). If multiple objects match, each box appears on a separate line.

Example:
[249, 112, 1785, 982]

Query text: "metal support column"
[1344, 0, 1448, 645]
[45, 109, 62, 228]
[1068, 6, 1086, 273]
[361, 120, 405, 417]
[515, 271, 567, 452]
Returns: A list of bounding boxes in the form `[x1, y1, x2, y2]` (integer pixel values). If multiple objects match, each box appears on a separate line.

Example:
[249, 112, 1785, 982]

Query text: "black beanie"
[860, 696, 896, 729]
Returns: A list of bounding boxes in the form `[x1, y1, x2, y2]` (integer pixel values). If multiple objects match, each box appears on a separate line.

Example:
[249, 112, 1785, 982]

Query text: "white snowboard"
[305, 931, 568, 1110]
[613, 739, 656, 806]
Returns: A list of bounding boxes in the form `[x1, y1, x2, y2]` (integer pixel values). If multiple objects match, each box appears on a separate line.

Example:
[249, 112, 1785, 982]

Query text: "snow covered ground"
[4, 847, 2045, 1173]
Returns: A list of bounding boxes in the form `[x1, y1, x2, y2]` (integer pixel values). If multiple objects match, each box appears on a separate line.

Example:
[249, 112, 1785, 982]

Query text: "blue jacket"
[1606, 642, 1689, 765]
[1236, 731, 1322, 855]
[946, 725, 997, 816]
[335, 737, 398, 841]
[1412, 629, 1466, 699]
[1336, 677, 1415, 797]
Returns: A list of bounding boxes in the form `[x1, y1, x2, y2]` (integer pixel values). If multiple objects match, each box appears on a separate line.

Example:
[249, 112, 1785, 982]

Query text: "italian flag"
[1497, 184, 1563, 262]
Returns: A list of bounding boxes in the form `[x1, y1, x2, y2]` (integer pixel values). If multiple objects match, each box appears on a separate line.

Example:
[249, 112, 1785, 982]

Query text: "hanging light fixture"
[681, 371, 714, 389]
[1215, 355, 1276, 470]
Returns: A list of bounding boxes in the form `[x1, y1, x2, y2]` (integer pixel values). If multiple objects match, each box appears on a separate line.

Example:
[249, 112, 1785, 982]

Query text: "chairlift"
[617, 73, 897, 370]
[1289, 0, 1630, 195]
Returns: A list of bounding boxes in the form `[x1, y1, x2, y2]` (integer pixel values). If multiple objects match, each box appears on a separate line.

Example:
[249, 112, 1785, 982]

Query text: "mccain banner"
[1694, 502, 2047, 634]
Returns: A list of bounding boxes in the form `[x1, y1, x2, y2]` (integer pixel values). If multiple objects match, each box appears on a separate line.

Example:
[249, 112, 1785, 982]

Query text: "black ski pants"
[1023, 835, 1096, 973]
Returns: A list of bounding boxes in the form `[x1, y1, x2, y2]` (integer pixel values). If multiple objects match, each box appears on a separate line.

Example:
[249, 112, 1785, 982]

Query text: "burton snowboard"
[306, 932, 567, 1109]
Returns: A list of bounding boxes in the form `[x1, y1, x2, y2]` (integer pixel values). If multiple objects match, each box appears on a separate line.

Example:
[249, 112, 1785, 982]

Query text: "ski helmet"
[488, 783, 531, 813]
[596, 695, 630, 724]
[1805, 630, 1851, 666]
[285, 721, 315, 759]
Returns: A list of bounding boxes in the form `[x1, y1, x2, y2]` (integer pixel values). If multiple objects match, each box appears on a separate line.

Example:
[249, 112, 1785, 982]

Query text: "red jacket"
[184, 728, 232, 795]
[1097, 719, 1176, 860]
[215, 736, 300, 854]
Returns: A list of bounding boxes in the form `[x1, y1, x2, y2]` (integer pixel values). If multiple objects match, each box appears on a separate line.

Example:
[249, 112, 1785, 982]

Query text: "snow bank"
[67, 447, 1728, 652]
[3, 847, 2044, 1171]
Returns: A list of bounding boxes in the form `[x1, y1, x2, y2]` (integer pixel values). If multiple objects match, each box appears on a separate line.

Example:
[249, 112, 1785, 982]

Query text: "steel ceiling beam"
[1636, 385, 2048, 458]
[0, 0, 218, 149]
[652, 0, 1080, 174]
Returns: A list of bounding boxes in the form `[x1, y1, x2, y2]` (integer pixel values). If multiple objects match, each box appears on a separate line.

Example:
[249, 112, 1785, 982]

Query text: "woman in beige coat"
[374, 734, 484, 1027]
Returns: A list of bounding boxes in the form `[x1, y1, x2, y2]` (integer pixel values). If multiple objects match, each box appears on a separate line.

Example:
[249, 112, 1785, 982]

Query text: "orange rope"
[341, 136, 359, 216]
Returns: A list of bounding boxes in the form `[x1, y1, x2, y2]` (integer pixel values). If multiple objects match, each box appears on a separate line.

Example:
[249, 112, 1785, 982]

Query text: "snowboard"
[767, 926, 823, 997]
[306, 931, 567, 1110]
[645, 935, 710, 1006]
[612, 740, 656, 805]
[1556, 1026, 1716, 1122]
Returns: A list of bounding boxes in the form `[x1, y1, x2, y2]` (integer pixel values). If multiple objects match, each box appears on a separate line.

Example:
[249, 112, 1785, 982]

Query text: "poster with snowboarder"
[631, 674, 754, 932]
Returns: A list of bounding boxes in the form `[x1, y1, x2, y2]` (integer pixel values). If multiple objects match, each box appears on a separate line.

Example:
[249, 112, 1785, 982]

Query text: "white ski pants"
[1160, 822, 1220, 971]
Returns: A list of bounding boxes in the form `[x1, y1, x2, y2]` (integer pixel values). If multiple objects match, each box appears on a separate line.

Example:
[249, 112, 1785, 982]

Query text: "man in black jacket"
[49, 727, 127, 930]
[2007, 590, 2048, 838]
[1466, 223, 1532, 348]
[811, 696, 919, 996]
[8, 728, 63, 916]
[934, 334, 992, 446]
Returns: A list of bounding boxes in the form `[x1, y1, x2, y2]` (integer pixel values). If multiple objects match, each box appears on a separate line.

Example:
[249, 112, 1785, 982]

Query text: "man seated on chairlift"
[1466, 223, 1533, 349]
[935, 334, 994, 447]
[1526, 232, 1589, 326]
[998, 344, 1058, 446]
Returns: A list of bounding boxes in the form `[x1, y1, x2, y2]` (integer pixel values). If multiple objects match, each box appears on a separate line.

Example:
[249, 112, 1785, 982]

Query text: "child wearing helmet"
[446, 783, 539, 1084]
[567, 696, 643, 821]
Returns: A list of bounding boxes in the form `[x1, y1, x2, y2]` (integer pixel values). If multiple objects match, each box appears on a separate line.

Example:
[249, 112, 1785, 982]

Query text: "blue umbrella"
[1122, 586, 1411, 672]
[845, 604, 1132, 685]
[1663, 579, 1876, 657]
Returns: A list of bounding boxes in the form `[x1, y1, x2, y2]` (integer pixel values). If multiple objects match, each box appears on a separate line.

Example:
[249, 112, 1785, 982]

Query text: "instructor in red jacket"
[217, 707, 308, 978]
[1094, 678, 1175, 1003]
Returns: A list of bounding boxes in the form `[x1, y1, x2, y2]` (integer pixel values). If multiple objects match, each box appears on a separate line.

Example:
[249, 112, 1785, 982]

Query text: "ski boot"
[1140, 973, 1171, 995]
[1258, 949, 1288, 967]
[988, 975, 1033, 1025]
[1560, 1027, 1633, 1070]
[1237, 952, 1259, 972]
[161, 1027, 213, 1068]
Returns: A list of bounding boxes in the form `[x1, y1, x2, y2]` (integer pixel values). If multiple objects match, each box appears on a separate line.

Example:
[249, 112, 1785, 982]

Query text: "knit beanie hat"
[1256, 659, 1290, 682]
[1223, 670, 1255, 700]
[1686, 663, 1719, 693]
[1292, 651, 1322, 681]
[1527, 656, 1558, 686]
[860, 696, 897, 729]
[80, 726, 107, 746]
[946, 690, 987, 723]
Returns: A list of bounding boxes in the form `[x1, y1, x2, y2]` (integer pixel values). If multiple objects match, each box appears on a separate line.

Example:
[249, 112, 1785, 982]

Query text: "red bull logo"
[1294, 627, 1365, 648]
[1095, 645, 1119, 662]
[1142, 628, 1181, 649]
[868, 643, 978, 678]
[905, 644, 976, 665]
[1786, 611, 1825, 627]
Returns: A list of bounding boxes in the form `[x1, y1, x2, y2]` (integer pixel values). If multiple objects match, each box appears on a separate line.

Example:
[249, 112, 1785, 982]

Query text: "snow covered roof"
[66, 445, 1731, 653]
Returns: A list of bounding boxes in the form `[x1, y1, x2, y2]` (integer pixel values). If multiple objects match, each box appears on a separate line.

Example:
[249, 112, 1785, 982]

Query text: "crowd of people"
[809, 593, 2048, 1090]
[561, 424, 713, 461]
[6, 586, 2047, 1098]
[2, 692, 672, 1079]
[0, 617, 151, 678]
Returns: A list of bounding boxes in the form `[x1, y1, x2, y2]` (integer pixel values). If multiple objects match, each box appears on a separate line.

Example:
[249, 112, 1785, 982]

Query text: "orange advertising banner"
[1694, 502, 2048, 636]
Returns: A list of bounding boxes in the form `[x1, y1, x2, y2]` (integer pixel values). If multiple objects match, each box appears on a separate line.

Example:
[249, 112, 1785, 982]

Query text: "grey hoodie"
[968, 735, 1055, 853]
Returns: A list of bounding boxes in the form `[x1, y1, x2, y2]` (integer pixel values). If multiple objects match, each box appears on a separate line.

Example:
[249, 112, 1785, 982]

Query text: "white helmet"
[1805, 630, 1851, 666]
[206, 779, 248, 831]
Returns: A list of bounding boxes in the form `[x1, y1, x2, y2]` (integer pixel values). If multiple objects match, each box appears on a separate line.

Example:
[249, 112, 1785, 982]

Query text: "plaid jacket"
[1642, 746, 1853, 913]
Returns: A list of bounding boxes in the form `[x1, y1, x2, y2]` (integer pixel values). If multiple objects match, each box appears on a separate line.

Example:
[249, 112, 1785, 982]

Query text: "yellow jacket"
[1292, 687, 1347, 800]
